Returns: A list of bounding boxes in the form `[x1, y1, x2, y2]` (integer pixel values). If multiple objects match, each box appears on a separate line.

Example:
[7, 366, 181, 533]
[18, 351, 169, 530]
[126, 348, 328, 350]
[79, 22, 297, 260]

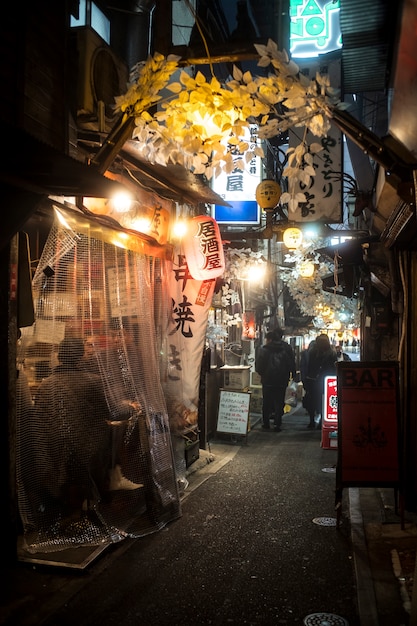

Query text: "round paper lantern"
[299, 261, 315, 278]
[183, 215, 225, 280]
[255, 179, 281, 210]
[283, 227, 303, 249]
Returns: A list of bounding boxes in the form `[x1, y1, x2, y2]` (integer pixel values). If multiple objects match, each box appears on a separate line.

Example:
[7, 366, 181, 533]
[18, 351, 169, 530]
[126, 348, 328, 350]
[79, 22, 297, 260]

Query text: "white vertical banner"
[290, 55, 343, 224]
[165, 247, 216, 422]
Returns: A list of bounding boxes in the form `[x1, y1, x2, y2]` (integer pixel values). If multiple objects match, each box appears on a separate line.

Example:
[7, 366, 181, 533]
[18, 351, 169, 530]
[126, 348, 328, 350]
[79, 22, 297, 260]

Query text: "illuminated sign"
[290, 0, 341, 59]
[211, 125, 262, 225]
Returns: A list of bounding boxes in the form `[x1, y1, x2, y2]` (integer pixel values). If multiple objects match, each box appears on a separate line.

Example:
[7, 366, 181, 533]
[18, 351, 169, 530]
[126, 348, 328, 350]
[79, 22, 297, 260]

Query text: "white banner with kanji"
[164, 247, 216, 432]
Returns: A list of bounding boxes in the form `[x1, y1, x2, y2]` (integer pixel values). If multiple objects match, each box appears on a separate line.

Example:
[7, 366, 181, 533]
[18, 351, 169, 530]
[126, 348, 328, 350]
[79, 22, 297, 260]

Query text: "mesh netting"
[17, 212, 181, 554]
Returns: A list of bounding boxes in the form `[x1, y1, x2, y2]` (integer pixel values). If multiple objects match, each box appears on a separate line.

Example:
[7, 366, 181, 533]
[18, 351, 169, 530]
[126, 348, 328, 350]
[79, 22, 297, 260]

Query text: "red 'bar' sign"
[337, 361, 400, 486]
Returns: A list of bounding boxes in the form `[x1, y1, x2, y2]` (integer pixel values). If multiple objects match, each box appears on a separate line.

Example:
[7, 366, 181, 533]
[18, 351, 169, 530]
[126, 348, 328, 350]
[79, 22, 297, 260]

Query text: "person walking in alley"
[255, 328, 296, 432]
[304, 333, 337, 429]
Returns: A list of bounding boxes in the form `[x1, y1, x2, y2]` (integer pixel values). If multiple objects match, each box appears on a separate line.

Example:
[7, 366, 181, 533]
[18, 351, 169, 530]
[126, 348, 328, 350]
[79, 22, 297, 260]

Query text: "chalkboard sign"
[217, 389, 251, 435]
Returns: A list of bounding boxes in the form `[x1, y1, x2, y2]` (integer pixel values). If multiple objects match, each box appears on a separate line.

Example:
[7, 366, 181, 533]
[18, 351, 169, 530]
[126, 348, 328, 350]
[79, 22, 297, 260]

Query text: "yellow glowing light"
[246, 264, 266, 282]
[283, 227, 303, 249]
[190, 109, 236, 141]
[255, 180, 281, 210]
[129, 217, 152, 233]
[112, 192, 132, 213]
[298, 261, 315, 278]
[171, 220, 188, 239]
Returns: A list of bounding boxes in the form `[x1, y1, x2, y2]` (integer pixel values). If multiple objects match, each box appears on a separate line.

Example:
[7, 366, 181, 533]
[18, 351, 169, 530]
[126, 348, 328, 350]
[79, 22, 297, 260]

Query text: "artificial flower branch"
[113, 40, 347, 212]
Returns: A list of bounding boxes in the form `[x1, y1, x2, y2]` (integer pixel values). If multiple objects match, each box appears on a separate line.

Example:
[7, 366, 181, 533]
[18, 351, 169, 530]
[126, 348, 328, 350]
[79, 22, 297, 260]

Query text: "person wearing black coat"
[255, 328, 296, 432]
[303, 333, 337, 429]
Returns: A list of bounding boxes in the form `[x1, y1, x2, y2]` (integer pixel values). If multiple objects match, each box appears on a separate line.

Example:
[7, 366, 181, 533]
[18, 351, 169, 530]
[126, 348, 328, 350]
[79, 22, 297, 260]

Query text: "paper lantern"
[183, 215, 225, 280]
[242, 311, 256, 340]
[299, 261, 315, 278]
[255, 179, 281, 210]
[283, 227, 303, 249]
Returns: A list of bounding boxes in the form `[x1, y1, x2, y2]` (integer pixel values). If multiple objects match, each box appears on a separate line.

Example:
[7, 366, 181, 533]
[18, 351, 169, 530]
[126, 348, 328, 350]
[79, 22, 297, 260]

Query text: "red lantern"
[183, 216, 225, 280]
[242, 311, 256, 340]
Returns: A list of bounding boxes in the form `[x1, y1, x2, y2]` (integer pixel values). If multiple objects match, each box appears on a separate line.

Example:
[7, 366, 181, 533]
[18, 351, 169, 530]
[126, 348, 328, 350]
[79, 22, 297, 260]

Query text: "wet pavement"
[0, 404, 416, 625]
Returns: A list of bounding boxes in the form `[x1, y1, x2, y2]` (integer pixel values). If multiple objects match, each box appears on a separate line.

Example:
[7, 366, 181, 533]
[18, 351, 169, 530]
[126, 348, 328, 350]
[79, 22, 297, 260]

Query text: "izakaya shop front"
[15, 190, 224, 567]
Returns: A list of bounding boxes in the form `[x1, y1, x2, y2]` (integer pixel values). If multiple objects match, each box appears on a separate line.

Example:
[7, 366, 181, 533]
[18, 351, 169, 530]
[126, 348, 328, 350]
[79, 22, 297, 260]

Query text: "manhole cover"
[322, 467, 336, 473]
[312, 516, 338, 526]
[304, 613, 349, 626]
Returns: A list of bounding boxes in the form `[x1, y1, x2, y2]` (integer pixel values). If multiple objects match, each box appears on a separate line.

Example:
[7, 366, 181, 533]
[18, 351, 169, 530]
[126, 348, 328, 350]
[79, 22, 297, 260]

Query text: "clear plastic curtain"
[17, 212, 181, 554]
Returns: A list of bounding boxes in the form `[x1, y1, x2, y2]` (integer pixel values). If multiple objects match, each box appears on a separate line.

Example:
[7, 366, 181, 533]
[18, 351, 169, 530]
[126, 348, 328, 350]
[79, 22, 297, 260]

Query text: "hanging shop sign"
[165, 245, 217, 430]
[288, 56, 342, 224]
[335, 361, 402, 525]
[183, 215, 225, 281]
[211, 124, 262, 225]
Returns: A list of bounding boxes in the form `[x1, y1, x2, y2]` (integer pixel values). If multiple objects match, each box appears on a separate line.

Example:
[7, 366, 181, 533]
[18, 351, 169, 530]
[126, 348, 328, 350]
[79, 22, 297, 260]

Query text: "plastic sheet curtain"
[17, 209, 181, 554]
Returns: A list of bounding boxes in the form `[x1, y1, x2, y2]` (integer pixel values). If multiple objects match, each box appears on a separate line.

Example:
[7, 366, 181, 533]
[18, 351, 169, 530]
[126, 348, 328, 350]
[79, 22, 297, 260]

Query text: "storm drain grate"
[312, 516, 338, 526]
[321, 467, 336, 473]
[303, 613, 349, 626]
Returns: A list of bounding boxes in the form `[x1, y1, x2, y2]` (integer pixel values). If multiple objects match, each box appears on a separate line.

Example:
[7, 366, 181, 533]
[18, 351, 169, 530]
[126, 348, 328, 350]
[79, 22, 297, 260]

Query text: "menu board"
[217, 390, 251, 435]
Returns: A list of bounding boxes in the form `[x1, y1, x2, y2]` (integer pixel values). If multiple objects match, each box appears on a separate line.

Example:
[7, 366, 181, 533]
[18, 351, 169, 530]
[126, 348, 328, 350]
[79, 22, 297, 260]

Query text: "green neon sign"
[290, 0, 341, 58]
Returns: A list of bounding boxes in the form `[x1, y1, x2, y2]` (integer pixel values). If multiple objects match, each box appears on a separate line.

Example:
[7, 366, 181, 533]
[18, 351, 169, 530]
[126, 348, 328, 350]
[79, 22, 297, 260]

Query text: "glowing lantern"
[283, 227, 303, 249]
[299, 261, 315, 278]
[255, 179, 281, 210]
[242, 311, 256, 340]
[183, 215, 225, 281]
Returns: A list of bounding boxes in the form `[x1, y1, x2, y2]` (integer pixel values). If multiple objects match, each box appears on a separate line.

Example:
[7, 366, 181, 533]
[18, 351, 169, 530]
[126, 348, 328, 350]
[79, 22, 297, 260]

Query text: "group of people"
[256, 329, 343, 431]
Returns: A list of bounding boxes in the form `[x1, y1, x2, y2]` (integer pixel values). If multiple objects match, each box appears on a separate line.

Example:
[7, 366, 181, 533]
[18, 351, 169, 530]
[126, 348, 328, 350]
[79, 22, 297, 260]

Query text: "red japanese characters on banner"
[183, 216, 225, 281]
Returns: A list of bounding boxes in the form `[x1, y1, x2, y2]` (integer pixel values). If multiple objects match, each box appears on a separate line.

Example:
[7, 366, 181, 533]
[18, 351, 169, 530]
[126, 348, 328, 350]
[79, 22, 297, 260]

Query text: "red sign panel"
[337, 361, 400, 486]
[324, 376, 338, 425]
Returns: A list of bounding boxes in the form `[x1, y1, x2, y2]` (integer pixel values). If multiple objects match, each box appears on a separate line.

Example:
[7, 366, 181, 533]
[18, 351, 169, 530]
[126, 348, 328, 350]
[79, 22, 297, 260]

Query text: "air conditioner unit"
[72, 27, 129, 123]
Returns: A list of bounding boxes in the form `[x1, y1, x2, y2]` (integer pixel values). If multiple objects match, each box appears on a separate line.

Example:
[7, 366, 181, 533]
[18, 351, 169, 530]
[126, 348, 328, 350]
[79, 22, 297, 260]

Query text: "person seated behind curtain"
[34, 337, 112, 518]
[304, 334, 337, 430]
[255, 328, 296, 432]
[78, 335, 101, 375]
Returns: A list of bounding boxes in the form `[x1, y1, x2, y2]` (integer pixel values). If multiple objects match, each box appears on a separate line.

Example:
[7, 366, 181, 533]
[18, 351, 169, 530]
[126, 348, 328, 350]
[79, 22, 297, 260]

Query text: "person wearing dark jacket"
[255, 328, 296, 432]
[304, 333, 337, 429]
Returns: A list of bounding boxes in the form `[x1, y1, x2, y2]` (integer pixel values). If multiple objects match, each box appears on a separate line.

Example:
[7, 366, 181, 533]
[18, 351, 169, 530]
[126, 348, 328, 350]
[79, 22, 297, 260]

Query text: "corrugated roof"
[339, 0, 400, 93]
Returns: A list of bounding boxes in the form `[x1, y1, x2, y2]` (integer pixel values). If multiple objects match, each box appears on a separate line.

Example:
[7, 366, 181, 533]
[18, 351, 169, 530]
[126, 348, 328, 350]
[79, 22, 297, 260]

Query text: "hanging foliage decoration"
[114, 40, 348, 212]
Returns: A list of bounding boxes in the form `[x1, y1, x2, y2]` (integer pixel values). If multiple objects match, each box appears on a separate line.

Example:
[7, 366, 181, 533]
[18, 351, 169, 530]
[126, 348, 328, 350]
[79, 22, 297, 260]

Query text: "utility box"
[220, 366, 251, 390]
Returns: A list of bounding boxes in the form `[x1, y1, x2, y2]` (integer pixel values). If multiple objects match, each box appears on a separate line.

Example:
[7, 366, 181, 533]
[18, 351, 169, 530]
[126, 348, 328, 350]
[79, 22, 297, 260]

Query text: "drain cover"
[304, 613, 349, 626]
[312, 516, 338, 526]
[322, 467, 336, 473]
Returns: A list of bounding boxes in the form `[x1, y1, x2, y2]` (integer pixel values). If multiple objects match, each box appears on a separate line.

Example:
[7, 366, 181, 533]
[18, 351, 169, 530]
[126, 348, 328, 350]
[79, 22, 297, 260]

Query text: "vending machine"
[322, 375, 338, 449]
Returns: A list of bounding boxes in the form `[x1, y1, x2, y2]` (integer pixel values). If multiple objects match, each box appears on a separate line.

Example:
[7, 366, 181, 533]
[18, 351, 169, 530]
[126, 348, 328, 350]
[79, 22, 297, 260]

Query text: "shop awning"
[2, 127, 129, 198]
[0, 128, 133, 250]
